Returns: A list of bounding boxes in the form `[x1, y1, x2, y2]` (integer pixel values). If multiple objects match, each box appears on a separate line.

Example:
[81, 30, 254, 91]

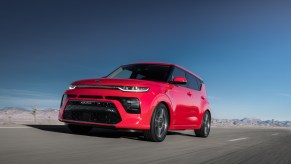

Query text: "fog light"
[106, 96, 141, 114]
[122, 98, 140, 113]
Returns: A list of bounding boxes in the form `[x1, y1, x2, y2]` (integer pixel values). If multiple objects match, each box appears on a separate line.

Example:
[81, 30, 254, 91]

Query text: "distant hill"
[0, 107, 60, 125]
[0, 107, 58, 112]
[0, 107, 290, 127]
[212, 118, 291, 127]
[0, 107, 29, 112]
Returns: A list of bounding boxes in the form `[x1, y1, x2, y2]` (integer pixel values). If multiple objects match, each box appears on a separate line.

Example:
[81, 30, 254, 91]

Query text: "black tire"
[144, 103, 169, 142]
[67, 124, 92, 134]
[194, 111, 211, 137]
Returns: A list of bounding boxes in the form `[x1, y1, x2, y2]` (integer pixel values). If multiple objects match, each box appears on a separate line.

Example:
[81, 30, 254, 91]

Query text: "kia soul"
[59, 63, 211, 142]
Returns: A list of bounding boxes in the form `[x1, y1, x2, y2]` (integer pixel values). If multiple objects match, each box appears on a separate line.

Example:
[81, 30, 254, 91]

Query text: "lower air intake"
[63, 101, 121, 124]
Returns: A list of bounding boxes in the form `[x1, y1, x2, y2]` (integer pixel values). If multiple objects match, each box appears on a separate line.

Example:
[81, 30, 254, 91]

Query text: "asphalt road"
[0, 125, 290, 164]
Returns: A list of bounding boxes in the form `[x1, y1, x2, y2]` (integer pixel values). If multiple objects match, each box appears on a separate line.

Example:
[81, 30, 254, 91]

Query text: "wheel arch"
[159, 101, 171, 127]
[205, 109, 211, 122]
[197, 107, 211, 129]
[149, 93, 173, 128]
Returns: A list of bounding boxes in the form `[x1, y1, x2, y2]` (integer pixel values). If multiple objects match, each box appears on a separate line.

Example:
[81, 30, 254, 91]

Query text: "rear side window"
[196, 78, 203, 90]
[186, 73, 200, 91]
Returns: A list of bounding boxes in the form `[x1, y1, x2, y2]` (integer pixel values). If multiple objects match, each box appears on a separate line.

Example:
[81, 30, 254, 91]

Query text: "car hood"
[71, 78, 167, 87]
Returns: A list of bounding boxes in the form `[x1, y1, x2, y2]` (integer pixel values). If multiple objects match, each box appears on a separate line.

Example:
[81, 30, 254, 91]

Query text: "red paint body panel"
[59, 63, 210, 131]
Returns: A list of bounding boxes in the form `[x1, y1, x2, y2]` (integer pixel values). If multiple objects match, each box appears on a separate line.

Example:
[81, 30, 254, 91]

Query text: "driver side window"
[170, 67, 186, 86]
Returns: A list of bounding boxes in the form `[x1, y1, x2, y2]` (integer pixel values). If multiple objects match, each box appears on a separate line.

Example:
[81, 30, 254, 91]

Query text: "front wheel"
[144, 103, 169, 142]
[194, 111, 211, 137]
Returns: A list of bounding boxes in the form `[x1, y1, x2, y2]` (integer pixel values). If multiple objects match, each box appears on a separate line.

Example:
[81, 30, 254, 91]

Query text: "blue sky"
[0, 0, 290, 120]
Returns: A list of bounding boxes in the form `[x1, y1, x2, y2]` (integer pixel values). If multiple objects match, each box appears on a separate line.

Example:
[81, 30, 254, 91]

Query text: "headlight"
[69, 85, 77, 90]
[117, 86, 149, 92]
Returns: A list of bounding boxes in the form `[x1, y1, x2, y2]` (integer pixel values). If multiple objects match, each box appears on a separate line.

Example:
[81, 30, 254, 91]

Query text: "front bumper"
[58, 91, 153, 130]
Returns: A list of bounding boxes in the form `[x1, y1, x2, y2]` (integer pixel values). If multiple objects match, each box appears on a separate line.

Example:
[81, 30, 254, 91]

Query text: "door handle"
[201, 96, 205, 100]
[187, 92, 192, 96]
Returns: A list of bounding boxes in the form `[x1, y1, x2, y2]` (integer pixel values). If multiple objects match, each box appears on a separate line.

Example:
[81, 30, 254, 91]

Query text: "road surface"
[0, 125, 290, 164]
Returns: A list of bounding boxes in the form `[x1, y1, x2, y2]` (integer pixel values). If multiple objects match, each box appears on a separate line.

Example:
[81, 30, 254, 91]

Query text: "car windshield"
[107, 64, 171, 82]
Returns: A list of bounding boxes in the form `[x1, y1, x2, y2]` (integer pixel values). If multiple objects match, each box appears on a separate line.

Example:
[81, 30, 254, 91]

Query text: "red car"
[59, 63, 211, 142]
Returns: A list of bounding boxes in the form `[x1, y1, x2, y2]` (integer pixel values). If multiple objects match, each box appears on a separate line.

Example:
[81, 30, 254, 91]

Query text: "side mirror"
[171, 76, 187, 84]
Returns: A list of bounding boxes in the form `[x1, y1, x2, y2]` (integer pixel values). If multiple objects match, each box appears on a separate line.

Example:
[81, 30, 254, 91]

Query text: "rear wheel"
[67, 124, 92, 134]
[144, 103, 169, 142]
[194, 111, 211, 137]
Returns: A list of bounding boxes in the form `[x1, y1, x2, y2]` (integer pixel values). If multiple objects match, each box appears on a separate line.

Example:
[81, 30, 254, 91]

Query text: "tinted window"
[186, 73, 200, 90]
[170, 67, 186, 81]
[195, 78, 203, 90]
[110, 68, 132, 79]
[170, 67, 186, 87]
[107, 64, 171, 82]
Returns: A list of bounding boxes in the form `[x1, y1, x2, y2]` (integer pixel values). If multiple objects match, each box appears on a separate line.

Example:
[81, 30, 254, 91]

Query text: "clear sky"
[0, 0, 290, 120]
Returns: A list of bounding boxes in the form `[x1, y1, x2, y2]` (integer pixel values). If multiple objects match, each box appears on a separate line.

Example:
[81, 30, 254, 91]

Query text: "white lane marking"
[272, 133, 279, 136]
[0, 126, 30, 129]
[228, 138, 247, 142]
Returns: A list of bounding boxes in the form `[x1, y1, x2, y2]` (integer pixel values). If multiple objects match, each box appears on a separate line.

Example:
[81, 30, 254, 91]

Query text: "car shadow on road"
[26, 124, 145, 141]
[167, 131, 196, 137]
[26, 124, 196, 141]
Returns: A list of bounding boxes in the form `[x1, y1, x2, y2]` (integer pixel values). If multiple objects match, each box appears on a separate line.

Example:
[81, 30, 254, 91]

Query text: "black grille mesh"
[63, 101, 121, 124]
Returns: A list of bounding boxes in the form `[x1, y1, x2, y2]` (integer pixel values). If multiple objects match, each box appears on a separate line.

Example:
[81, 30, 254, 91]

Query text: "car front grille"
[63, 101, 121, 124]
